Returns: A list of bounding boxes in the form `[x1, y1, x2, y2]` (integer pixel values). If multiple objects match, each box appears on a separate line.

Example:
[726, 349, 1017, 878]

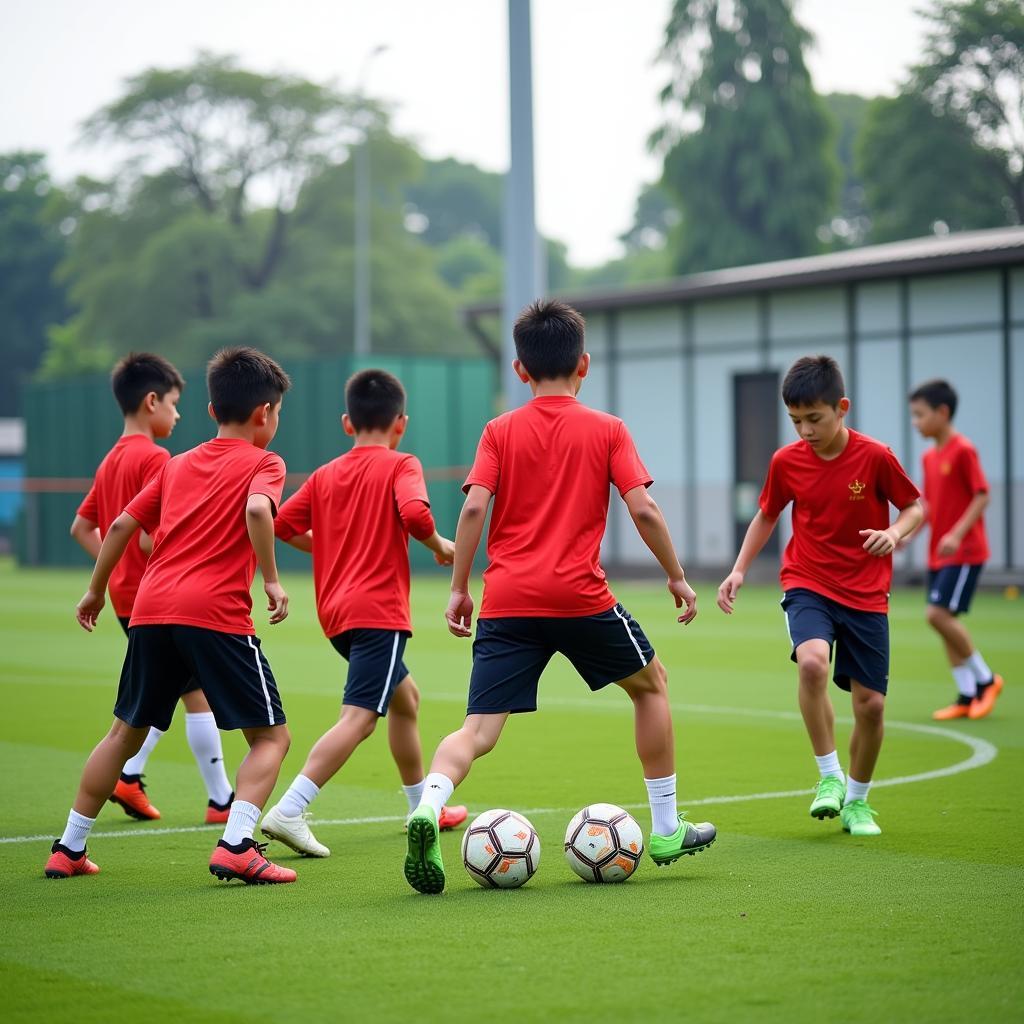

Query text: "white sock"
[967, 650, 993, 684]
[644, 774, 679, 837]
[952, 663, 977, 698]
[814, 750, 845, 782]
[59, 809, 96, 853]
[185, 712, 233, 804]
[402, 781, 425, 815]
[122, 727, 164, 776]
[419, 773, 454, 816]
[221, 800, 261, 846]
[276, 775, 320, 818]
[846, 777, 871, 803]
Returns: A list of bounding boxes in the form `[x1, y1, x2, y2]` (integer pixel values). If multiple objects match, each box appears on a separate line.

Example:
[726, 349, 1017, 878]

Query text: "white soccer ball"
[461, 808, 541, 889]
[564, 803, 644, 883]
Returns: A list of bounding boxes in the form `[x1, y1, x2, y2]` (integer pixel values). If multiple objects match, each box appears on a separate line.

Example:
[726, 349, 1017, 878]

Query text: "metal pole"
[503, 0, 543, 409]
[354, 134, 371, 356]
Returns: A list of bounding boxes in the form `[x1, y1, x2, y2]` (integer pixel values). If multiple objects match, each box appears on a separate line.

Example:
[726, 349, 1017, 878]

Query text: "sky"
[0, 0, 931, 266]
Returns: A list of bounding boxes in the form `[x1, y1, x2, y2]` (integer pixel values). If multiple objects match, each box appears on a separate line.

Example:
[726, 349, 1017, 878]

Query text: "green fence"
[18, 353, 497, 572]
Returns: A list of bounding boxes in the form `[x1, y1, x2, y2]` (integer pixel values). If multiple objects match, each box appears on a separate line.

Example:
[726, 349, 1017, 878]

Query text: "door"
[733, 372, 780, 553]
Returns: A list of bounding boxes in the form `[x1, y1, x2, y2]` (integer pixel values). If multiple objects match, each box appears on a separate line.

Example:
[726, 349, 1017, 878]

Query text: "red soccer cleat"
[209, 839, 297, 885]
[44, 841, 100, 879]
[110, 775, 161, 821]
[438, 804, 468, 831]
[205, 793, 234, 825]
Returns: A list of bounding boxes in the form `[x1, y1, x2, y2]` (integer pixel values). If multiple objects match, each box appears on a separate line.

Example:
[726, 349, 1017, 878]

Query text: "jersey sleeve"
[959, 443, 989, 494]
[759, 450, 792, 518]
[610, 420, 653, 496]
[249, 452, 287, 514]
[77, 484, 99, 524]
[124, 470, 164, 533]
[274, 475, 314, 540]
[395, 456, 436, 540]
[463, 422, 500, 495]
[877, 447, 921, 509]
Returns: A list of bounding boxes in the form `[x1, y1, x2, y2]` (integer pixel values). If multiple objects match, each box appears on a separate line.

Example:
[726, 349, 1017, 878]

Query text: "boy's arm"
[445, 484, 491, 637]
[284, 530, 313, 554]
[70, 514, 102, 560]
[717, 510, 779, 614]
[401, 500, 455, 565]
[936, 492, 989, 558]
[622, 486, 697, 624]
[76, 511, 141, 631]
[859, 500, 924, 556]
[246, 494, 288, 624]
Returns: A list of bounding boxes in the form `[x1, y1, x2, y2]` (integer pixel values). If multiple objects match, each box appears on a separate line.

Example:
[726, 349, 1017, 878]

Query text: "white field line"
[0, 708, 997, 847]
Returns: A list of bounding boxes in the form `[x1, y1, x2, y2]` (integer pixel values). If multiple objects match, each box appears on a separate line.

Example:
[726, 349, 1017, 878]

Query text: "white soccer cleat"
[259, 805, 331, 858]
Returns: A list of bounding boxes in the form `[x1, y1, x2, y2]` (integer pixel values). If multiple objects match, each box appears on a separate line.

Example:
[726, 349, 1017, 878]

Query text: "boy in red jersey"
[259, 369, 466, 857]
[910, 379, 1003, 720]
[45, 348, 297, 885]
[403, 300, 715, 895]
[717, 356, 922, 838]
[70, 353, 235, 824]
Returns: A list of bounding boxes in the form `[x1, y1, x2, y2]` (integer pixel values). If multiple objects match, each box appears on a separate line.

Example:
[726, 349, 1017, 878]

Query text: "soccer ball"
[461, 809, 541, 889]
[564, 803, 644, 883]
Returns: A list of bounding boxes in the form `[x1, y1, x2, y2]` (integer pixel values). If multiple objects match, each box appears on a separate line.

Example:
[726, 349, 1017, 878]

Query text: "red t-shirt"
[274, 446, 434, 637]
[759, 429, 920, 613]
[77, 435, 170, 617]
[125, 438, 286, 634]
[922, 433, 990, 570]
[464, 396, 653, 619]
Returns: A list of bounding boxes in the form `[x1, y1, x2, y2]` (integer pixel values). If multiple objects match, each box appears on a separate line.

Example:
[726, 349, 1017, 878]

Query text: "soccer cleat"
[404, 804, 469, 833]
[405, 806, 446, 894]
[809, 775, 846, 818]
[933, 697, 973, 721]
[968, 675, 1004, 720]
[208, 838, 297, 884]
[109, 774, 161, 820]
[841, 799, 881, 836]
[205, 792, 234, 825]
[44, 841, 100, 879]
[648, 813, 717, 866]
[259, 804, 330, 858]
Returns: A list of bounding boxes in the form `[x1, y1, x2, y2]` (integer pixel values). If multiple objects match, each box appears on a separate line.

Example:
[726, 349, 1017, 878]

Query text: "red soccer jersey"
[77, 435, 170, 617]
[125, 438, 286, 634]
[922, 433, 990, 570]
[759, 429, 920, 613]
[464, 395, 653, 619]
[274, 446, 433, 637]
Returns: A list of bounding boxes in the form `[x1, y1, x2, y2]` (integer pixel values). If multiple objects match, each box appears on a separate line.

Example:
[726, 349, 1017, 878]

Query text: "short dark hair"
[909, 378, 958, 419]
[345, 368, 406, 431]
[110, 352, 184, 415]
[782, 355, 845, 408]
[513, 299, 586, 380]
[207, 347, 291, 424]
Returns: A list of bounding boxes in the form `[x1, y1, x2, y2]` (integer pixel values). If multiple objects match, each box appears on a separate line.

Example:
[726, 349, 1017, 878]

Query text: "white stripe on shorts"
[949, 565, 971, 612]
[612, 605, 648, 668]
[377, 632, 401, 714]
[246, 636, 275, 726]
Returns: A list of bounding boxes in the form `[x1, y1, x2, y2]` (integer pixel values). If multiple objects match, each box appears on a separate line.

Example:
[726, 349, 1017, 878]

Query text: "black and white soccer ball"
[564, 803, 644, 883]
[461, 808, 541, 889]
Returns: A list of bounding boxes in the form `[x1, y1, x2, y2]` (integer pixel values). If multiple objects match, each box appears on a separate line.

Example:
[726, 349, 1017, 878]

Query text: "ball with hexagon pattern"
[564, 803, 644, 883]
[461, 809, 541, 889]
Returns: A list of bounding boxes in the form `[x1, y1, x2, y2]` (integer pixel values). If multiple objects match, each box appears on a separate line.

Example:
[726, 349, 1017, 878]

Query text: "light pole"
[354, 44, 388, 357]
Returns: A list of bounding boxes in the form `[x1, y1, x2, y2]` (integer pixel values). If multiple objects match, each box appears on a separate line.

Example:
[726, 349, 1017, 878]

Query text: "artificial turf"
[1, 562, 1020, 1023]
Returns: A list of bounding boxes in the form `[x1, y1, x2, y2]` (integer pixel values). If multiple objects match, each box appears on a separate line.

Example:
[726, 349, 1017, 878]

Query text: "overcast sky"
[1, 0, 930, 265]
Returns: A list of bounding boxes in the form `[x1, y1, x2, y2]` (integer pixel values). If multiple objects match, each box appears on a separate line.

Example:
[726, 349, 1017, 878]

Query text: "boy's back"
[922, 433, 989, 569]
[466, 396, 651, 618]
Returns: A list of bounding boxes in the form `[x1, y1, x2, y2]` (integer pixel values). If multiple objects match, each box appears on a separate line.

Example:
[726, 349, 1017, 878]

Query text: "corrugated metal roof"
[463, 226, 1024, 318]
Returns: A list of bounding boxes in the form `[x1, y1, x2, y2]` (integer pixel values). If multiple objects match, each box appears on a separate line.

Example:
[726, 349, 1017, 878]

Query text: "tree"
[654, 0, 838, 273]
[820, 93, 872, 247]
[404, 157, 502, 248]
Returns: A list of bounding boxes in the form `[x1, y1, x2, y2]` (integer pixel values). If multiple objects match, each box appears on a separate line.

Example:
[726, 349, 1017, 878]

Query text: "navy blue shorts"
[329, 629, 411, 715]
[115, 625, 285, 731]
[118, 617, 200, 694]
[927, 564, 983, 615]
[467, 603, 655, 715]
[781, 588, 890, 695]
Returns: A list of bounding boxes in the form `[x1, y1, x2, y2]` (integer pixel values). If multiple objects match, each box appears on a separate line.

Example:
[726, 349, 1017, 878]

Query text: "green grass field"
[1, 561, 1020, 1023]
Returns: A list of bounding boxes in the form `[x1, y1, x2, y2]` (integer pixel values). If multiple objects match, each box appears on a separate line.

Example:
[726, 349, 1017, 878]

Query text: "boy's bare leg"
[926, 605, 974, 663]
[795, 639, 836, 755]
[73, 719, 150, 818]
[235, 724, 291, 807]
[387, 676, 424, 787]
[848, 681, 885, 785]
[616, 656, 674, 778]
[300, 705, 379, 788]
[423, 712, 509, 796]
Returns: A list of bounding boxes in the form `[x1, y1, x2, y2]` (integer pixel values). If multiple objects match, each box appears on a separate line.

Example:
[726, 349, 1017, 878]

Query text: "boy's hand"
[668, 577, 697, 624]
[936, 531, 962, 557]
[433, 537, 456, 566]
[859, 527, 900, 557]
[445, 589, 474, 637]
[76, 588, 105, 632]
[265, 581, 289, 624]
[717, 571, 744, 614]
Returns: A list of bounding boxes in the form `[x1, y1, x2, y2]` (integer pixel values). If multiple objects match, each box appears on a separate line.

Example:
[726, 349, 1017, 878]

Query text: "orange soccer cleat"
[968, 675, 1004, 720]
[932, 698, 973, 721]
[209, 839, 297, 885]
[44, 841, 100, 879]
[205, 793, 234, 825]
[110, 775, 161, 821]
[438, 804, 468, 831]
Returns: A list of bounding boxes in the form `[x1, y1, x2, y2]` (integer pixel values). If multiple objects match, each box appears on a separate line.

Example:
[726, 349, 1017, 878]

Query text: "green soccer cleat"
[840, 799, 881, 837]
[648, 813, 717, 866]
[809, 776, 846, 819]
[404, 806, 446, 894]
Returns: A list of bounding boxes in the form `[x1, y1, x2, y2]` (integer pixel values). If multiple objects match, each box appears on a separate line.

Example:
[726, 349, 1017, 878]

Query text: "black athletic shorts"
[467, 603, 655, 715]
[927, 564, 983, 615]
[329, 629, 411, 715]
[117, 616, 200, 694]
[781, 588, 890, 695]
[115, 625, 285, 731]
